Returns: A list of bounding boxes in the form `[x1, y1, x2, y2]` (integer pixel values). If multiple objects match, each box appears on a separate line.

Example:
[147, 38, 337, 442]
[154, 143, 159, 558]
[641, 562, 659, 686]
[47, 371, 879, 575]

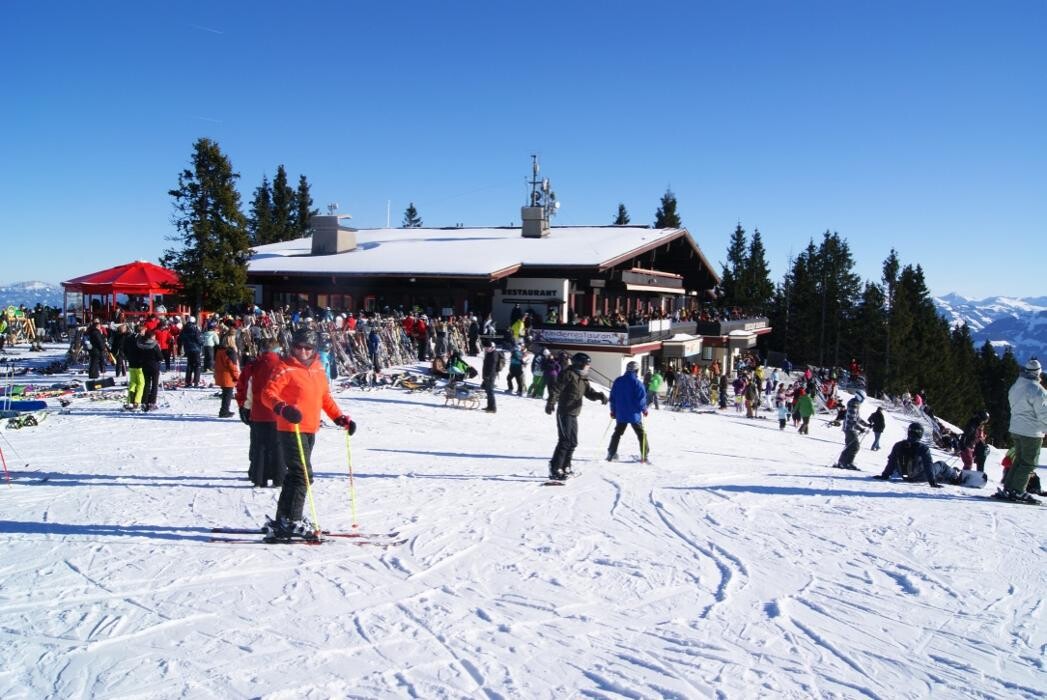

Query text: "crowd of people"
[34, 297, 1047, 532]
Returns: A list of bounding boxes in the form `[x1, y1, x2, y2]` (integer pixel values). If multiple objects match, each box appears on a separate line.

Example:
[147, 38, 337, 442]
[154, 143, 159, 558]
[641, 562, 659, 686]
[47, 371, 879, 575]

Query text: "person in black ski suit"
[109, 323, 129, 378]
[868, 406, 886, 450]
[545, 352, 608, 480]
[467, 314, 480, 356]
[136, 329, 164, 411]
[481, 340, 499, 413]
[833, 390, 870, 469]
[872, 422, 962, 488]
[178, 316, 204, 387]
[86, 318, 108, 379]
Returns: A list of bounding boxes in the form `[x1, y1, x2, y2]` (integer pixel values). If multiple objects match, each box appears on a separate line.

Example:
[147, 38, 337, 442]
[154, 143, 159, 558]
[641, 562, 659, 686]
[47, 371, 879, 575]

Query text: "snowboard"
[954, 470, 988, 489]
[1, 399, 48, 412]
[543, 471, 582, 486]
[85, 377, 116, 391]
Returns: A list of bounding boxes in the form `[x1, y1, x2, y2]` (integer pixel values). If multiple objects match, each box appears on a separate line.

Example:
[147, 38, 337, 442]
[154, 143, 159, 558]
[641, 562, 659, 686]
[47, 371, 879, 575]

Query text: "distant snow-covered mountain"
[0, 281, 64, 309]
[934, 292, 1047, 361]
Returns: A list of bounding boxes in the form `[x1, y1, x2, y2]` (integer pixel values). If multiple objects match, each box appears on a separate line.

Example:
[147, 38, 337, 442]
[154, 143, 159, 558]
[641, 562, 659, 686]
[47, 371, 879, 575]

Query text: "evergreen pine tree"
[653, 189, 681, 228]
[292, 175, 317, 237]
[943, 323, 984, 422]
[162, 138, 251, 314]
[881, 250, 901, 390]
[613, 203, 630, 225]
[743, 228, 775, 313]
[248, 175, 275, 246]
[270, 165, 295, 242]
[814, 231, 861, 368]
[402, 202, 423, 228]
[851, 282, 887, 393]
[720, 224, 748, 308]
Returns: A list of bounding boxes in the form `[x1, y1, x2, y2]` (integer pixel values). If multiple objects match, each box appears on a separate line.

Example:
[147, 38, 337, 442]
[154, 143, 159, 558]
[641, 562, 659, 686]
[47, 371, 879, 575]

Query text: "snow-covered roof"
[248, 225, 707, 280]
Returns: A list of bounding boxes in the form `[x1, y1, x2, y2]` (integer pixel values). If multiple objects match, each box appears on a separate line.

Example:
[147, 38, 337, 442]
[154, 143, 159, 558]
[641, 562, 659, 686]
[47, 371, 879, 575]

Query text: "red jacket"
[154, 327, 171, 352]
[262, 354, 345, 433]
[235, 351, 283, 422]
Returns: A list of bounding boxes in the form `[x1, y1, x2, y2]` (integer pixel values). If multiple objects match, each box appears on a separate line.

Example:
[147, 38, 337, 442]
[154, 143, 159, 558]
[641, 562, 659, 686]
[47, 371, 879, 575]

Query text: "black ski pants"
[185, 350, 201, 387]
[142, 364, 160, 406]
[550, 412, 579, 473]
[88, 349, 105, 379]
[249, 420, 285, 487]
[608, 421, 647, 460]
[276, 430, 316, 521]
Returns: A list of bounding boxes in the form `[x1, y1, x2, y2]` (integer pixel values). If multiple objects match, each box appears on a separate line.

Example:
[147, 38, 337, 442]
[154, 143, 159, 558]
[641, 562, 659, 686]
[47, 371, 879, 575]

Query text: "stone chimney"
[309, 215, 357, 255]
[521, 206, 549, 238]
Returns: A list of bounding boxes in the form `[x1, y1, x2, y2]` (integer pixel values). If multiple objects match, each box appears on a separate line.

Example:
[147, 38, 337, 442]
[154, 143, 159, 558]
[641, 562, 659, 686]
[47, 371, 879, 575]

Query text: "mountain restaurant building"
[246, 217, 769, 379]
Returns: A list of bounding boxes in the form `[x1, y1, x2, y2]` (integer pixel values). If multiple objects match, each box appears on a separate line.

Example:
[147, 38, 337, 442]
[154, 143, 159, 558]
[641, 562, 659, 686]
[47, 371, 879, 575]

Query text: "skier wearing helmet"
[832, 389, 870, 470]
[261, 328, 356, 539]
[873, 422, 969, 488]
[545, 352, 608, 481]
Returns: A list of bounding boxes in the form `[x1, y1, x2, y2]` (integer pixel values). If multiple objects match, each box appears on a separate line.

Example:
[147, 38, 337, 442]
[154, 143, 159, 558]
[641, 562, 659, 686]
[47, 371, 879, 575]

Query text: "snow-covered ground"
[1, 346, 1044, 699]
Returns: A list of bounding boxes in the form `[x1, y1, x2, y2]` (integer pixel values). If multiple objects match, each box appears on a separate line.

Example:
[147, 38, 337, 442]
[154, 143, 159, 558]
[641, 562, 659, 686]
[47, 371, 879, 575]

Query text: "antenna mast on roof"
[521, 155, 559, 238]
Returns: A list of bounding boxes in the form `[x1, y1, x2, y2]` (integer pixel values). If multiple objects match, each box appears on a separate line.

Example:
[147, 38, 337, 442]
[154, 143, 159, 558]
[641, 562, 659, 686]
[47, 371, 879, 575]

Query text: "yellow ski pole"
[294, 424, 322, 537]
[346, 430, 358, 530]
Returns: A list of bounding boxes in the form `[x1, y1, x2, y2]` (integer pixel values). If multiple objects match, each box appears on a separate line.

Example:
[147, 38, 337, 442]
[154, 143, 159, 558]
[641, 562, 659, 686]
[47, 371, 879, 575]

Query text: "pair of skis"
[209, 527, 407, 546]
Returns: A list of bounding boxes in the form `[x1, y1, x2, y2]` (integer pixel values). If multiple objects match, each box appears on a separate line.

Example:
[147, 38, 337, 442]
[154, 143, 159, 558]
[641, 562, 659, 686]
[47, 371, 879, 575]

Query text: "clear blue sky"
[3, 1, 1044, 299]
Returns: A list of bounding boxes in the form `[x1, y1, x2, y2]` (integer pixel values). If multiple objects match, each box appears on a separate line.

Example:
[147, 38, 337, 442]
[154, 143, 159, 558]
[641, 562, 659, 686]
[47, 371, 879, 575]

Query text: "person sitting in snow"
[872, 422, 964, 488]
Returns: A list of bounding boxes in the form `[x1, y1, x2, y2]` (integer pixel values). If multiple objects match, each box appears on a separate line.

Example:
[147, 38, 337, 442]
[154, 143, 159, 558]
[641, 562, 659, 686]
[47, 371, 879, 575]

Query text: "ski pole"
[345, 430, 358, 529]
[602, 417, 614, 439]
[293, 424, 322, 536]
[0, 444, 9, 484]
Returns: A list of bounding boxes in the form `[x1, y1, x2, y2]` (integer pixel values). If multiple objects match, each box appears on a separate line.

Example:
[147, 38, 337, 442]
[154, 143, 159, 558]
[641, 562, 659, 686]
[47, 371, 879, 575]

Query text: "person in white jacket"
[1000, 357, 1047, 502]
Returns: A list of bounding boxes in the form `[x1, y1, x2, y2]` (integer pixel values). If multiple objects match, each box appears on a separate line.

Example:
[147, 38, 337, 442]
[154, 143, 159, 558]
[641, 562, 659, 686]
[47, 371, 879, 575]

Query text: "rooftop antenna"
[521, 155, 559, 238]
[326, 202, 339, 215]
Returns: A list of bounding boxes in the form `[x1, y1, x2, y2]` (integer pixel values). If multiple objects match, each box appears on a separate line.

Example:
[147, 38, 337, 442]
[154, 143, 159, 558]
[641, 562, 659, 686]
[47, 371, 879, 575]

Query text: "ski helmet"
[1022, 357, 1042, 379]
[571, 352, 592, 370]
[625, 361, 639, 374]
[978, 410, 990, 423]
[854, 389, 866, 403]
[292, 328, 319, 349]
[907, 422, 924, 442]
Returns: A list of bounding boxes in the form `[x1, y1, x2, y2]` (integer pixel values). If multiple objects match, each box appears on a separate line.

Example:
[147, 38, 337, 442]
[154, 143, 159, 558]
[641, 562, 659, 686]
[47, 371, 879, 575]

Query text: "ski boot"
[265, 516, 321, 541]
[606, 451, 617, 462]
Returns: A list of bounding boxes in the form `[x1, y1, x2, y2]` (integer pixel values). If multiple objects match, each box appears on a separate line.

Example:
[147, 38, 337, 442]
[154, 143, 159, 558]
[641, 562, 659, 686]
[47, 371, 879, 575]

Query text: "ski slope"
[1, 348, 1044, 699]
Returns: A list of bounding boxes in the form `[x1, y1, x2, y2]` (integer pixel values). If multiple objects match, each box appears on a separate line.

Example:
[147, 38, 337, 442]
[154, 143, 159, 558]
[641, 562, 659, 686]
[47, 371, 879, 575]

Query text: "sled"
[444, 384, 481, 409]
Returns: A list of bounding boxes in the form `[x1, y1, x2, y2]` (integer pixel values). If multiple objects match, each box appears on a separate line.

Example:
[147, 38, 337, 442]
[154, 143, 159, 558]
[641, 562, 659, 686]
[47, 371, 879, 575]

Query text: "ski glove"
[335, 415, 356, 435]
[274, 402, 302, 424]
[238, 407, 251, 425]
[545, 404, 555, 415]
[600, 393, 608, 405]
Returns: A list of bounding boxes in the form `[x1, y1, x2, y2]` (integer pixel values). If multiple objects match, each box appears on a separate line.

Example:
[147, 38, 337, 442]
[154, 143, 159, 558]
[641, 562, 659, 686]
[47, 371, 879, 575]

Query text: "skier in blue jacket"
[606, 361, 650, 462]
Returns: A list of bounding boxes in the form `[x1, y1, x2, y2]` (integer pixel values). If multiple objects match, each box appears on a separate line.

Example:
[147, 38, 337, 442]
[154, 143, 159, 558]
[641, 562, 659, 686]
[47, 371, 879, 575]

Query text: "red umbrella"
[63, 260, 180, 294]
